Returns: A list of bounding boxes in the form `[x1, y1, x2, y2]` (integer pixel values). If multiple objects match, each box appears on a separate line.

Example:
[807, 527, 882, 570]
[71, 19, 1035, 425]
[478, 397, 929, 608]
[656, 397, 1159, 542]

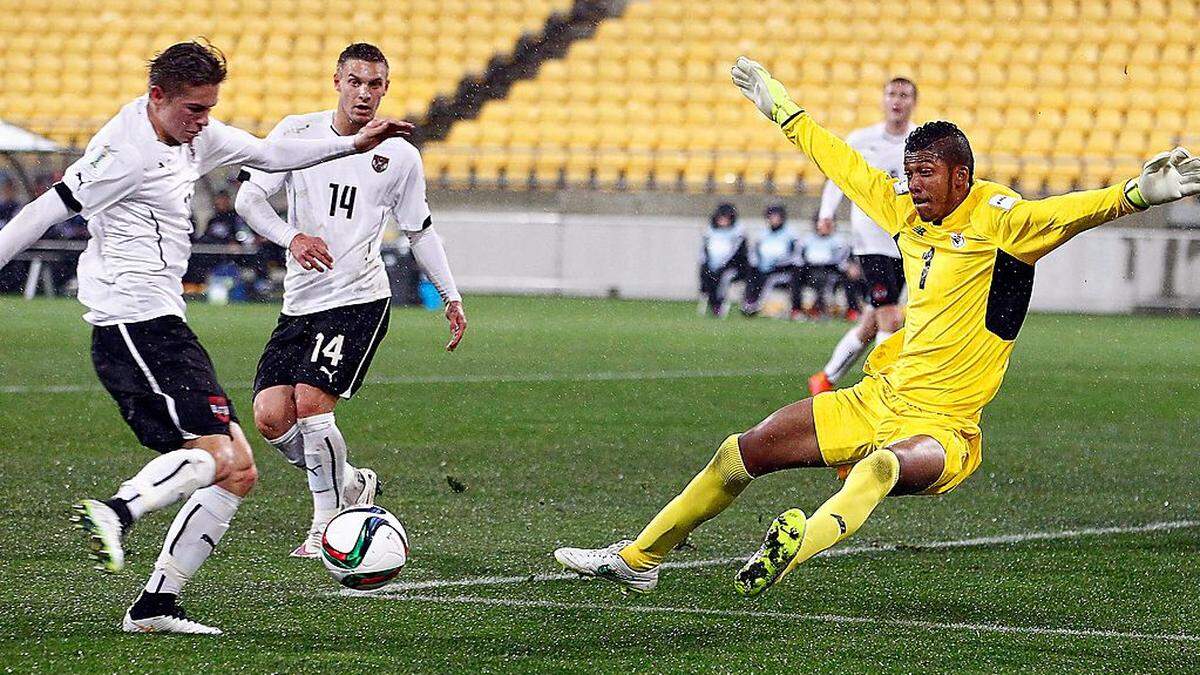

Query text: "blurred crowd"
[699, 201, 863, 320]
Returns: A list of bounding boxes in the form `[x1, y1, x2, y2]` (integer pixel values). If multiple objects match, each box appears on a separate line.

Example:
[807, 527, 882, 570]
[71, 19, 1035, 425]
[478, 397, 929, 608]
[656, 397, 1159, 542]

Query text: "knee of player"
[252, 396, 293, 439]
[252, 405, 291, 440]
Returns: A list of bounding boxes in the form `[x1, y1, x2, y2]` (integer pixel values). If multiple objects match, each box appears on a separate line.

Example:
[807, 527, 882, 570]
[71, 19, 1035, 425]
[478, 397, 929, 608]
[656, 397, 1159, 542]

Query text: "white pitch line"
[367, 519, 1200, 592]
[0, 366, 798, 395]
[382, 594, 1200, 644]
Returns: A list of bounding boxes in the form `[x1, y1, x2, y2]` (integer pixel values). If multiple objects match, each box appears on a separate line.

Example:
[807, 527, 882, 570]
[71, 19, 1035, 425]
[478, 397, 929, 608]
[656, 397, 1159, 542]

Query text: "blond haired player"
[553, 57, 1200, 595]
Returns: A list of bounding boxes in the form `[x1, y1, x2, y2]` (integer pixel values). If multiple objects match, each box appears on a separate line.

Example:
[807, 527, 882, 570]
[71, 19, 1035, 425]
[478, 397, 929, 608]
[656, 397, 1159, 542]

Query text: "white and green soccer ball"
[321, 505, 409, 590]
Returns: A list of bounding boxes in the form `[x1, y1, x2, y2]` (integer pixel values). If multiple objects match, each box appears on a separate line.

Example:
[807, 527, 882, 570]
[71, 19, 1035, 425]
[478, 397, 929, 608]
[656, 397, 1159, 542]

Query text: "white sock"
[299, 412, 348, 525]
[144, 485, 241, 597]
[266, 424, 306, 469]
[823, 328, 867, 384]
[875, 329, 895, 345]
[113, 448, 216, 522]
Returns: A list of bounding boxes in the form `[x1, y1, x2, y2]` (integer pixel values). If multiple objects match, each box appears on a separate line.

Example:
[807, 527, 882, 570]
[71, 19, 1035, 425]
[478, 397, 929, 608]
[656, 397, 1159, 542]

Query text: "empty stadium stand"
[422, 0, 1200, 194]
[0, 0, 573, 143]
[0, 0, 1196, 195]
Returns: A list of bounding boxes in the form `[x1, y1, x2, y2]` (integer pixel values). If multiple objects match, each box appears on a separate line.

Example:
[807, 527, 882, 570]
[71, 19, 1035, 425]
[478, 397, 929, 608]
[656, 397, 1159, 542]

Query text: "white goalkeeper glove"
[730, 56, 804, 126]
[1125, 146, 1200, 208]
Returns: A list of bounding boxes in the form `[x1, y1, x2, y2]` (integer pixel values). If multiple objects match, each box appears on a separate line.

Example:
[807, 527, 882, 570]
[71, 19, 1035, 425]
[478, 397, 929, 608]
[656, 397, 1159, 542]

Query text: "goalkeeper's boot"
[554, 540, 659, 593]
[123, 591, 222, 635]
[734, 508, 807, 597]
[71, 499, 126, 574]
[808, 371, 835, 396]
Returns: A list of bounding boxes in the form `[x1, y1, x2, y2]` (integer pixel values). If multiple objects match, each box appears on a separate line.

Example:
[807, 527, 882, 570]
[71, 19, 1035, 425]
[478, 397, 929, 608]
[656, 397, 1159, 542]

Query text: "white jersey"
[61, 96, 355, 326]
[243, 111, 431, 316]
[817, 121, 915, 258]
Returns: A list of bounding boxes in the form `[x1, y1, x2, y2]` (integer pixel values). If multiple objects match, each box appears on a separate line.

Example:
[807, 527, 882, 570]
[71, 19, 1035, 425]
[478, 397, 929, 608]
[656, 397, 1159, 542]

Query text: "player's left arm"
[979, 148, 1200, 263]
[200, 117, 414, 174]
[394, 156, 465, 351]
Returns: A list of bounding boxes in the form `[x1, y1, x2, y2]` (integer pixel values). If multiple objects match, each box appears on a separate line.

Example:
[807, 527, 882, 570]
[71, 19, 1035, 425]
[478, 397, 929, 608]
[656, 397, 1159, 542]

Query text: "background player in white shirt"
[0, 41, 411, 634]
[237, 43, 466, 558]
[809, 77, 918, 395]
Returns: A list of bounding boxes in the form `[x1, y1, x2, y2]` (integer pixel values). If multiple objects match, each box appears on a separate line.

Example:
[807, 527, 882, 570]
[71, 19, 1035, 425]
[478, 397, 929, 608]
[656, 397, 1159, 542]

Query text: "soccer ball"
[321, 505, 409, 590]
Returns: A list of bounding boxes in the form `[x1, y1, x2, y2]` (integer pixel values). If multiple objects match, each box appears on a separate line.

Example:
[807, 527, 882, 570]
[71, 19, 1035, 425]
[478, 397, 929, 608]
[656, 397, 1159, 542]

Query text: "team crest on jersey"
[372, 154, 390, 173]
[950, 232, 966, 248]
[208, 396, 231, 423]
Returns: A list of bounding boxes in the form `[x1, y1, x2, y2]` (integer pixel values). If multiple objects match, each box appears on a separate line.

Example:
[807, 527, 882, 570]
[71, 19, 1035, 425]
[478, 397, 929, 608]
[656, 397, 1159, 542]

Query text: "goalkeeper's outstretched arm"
[731, 57, 903, 234]
[980, 147, 1200, 264]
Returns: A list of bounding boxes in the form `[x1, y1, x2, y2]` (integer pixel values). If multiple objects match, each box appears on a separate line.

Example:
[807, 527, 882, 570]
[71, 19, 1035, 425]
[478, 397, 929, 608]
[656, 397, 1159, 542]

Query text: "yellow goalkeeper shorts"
[812, 374, 982, 495]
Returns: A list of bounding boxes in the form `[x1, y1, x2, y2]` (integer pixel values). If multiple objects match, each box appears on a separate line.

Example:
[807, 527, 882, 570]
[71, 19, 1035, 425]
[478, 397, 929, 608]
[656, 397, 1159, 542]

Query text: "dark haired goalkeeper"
[554, 56, 1200, 596]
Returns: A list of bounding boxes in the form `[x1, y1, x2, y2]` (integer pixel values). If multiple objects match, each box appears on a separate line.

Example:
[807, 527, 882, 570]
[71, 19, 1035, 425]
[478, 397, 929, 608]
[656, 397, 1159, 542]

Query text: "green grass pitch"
[1, 295, 1197, 672]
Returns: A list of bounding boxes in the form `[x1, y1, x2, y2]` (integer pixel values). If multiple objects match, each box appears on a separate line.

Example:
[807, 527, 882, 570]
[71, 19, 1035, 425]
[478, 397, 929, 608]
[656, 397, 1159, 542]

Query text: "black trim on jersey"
[421, 215, 432, 230]
[985, 250, 1035, 341]
[779, 111, 803, 128]
[236, 169, 251, 182]
[148, 209, 167, 271]
[892, 233, 900, 244]
[54, 182, 82, 213]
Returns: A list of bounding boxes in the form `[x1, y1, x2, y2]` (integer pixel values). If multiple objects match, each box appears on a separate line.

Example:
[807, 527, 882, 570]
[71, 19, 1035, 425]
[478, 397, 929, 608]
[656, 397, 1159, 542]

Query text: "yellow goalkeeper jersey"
[782, 113, 1141, 419]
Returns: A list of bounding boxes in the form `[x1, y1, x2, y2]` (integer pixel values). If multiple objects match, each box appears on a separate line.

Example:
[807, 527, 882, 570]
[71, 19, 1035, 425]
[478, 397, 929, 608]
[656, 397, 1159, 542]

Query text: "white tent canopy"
[0, 119, 60, 152]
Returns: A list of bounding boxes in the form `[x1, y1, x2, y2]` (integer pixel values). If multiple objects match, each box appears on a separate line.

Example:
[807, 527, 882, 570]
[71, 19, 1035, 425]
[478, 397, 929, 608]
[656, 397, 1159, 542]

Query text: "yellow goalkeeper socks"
[619, 434, 753, 571]
[783, 448, 899, 577]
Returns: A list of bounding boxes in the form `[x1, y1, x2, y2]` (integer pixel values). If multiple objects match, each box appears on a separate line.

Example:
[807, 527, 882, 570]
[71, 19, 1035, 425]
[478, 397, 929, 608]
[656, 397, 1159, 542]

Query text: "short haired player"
[0, 41, 411, 633]
[236, 43, 466, 558]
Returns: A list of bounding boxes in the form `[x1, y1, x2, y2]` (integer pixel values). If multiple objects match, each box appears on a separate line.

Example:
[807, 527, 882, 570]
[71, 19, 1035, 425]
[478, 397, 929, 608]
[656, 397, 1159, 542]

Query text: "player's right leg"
[554, 397, 827, 592]
[122, 426, 257, 635]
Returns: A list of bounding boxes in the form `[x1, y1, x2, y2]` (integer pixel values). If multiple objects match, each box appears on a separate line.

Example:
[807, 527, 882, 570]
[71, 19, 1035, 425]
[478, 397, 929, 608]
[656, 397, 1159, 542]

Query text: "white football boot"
[71, 499, 125, 573]
[290, 519, 326, 559]
[122, 603, 221, 635]
[554, 540, 659, 593]
[344, 467, 381, 507]
[292, 469, 382, 558]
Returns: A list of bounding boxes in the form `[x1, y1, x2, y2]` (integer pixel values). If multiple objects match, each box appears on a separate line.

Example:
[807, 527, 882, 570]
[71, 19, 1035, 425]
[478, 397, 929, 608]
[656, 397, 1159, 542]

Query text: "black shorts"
[858, 254, 906, 308]
[92, 316, 237, 453]
[253, 298, 391, 400]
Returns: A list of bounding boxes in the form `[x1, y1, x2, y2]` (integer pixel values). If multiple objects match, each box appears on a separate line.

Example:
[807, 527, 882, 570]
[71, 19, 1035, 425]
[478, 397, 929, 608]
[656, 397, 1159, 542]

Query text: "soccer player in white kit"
[0, 42, 412, 634]
[236, 43, 466, 558]
[809, 77, 917, 395]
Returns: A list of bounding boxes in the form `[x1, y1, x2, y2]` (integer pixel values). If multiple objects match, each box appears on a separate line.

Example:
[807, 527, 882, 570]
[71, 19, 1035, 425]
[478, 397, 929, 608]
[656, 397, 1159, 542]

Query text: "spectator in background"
[0, 180, 20, 227]
[188, 191, 248, 288]
[798, 215, 853, 318]
[198, 191, 246, 245]
[699, 202, 747, 317]
[742, 204, 800, 317]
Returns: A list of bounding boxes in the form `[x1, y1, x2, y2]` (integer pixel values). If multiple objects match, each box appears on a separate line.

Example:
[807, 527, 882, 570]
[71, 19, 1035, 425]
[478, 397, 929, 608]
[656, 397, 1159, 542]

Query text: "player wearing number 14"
[236, 43, 467, 558]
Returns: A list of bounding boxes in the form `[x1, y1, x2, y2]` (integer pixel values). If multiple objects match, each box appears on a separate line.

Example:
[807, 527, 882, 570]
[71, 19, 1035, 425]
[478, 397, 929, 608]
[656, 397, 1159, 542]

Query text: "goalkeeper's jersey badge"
[950, 232, 965, 248]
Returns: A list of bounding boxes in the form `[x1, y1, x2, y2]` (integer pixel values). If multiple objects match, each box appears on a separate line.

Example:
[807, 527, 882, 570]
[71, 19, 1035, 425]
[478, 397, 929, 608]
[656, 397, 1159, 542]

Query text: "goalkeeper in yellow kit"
[554, 57, 1200, 596]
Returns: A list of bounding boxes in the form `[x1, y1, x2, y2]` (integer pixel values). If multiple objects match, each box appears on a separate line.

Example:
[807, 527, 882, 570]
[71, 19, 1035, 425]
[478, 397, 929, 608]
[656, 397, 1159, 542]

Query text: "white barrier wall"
[434, 210, 1200, 314]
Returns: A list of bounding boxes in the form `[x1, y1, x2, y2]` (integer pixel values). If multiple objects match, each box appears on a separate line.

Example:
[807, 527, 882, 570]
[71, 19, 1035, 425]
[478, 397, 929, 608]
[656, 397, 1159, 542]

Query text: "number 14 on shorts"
[311, 332, 345, 368]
